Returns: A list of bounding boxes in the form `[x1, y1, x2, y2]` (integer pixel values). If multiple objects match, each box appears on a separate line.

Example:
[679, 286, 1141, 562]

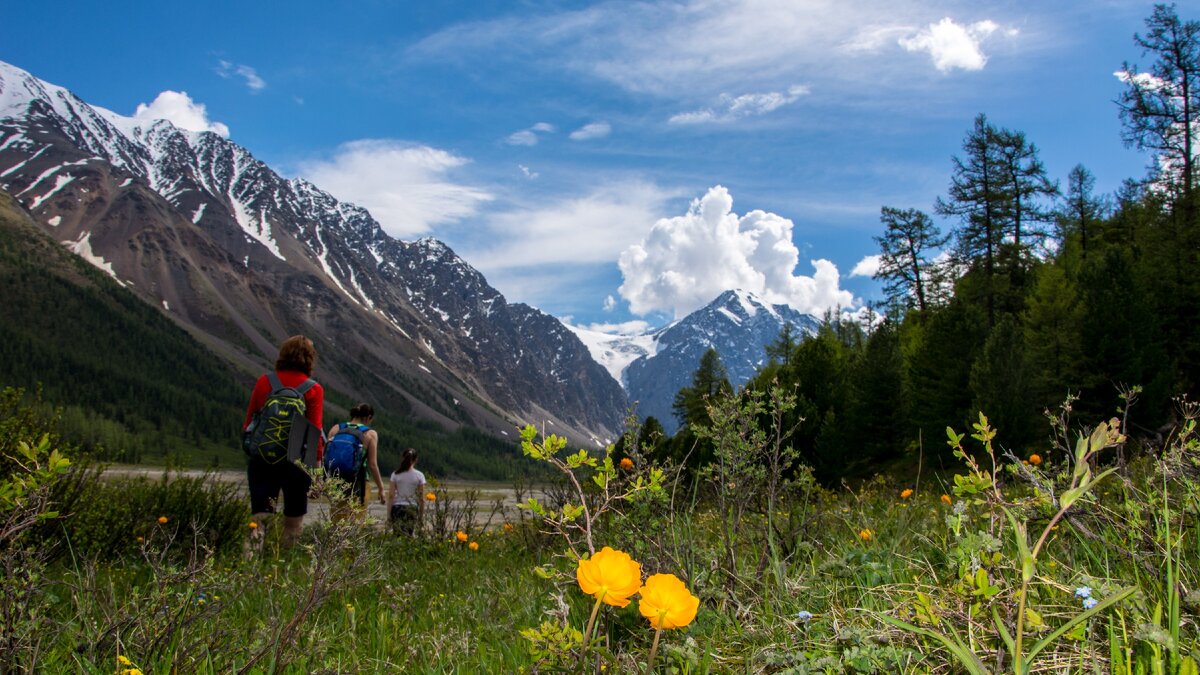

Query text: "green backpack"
[243, 373, 319, 464]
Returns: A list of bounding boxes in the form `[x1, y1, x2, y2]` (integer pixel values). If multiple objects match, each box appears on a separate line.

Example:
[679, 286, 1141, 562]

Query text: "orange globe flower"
[619, 457, 634, 471]
[638, 573, 700, 629]
[940, 494, 952, 505]
[503, 522, 514, 532]
[425, 492, 437, 502]
[900, 488, 914, 499]
[859, 528, 874, 542]
[576, 546, 642, 608]
[157, 516, 169, 524]
[1028, 453, 1043, 466]
[469, 541, 479, 551]
[248, 521, 258, 530]
[455, 530, 469, 542]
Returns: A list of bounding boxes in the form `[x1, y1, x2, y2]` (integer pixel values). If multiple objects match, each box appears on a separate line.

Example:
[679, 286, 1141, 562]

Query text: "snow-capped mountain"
[0, 60, 626, 445]
[613, 290, 820, 434]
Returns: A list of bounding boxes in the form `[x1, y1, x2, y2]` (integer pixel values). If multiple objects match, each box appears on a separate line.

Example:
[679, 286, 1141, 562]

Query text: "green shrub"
[53, 470, 248, 560]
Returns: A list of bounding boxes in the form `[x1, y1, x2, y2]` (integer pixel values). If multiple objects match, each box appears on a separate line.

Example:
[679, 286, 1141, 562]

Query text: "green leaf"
[1025, 586, 1137, 666]
[992, 605, 1015, 657]
[1003, 506, 1035, 582]
[877, 614, 990, 675]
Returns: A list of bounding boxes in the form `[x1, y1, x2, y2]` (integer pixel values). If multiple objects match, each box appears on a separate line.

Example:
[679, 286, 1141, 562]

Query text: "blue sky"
[3, 1, 1166, 331]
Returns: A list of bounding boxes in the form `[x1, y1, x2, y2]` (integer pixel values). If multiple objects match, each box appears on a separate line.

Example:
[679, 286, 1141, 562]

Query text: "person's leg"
[279, 461, 312, 547]
[246, 460, 280, 554]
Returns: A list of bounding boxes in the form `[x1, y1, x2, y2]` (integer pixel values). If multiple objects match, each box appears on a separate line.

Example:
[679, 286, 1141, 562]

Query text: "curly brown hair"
[275, 335, 317, 375]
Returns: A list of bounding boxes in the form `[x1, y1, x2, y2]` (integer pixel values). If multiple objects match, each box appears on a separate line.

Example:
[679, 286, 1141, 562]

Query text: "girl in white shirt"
[387, 448, 426, 535]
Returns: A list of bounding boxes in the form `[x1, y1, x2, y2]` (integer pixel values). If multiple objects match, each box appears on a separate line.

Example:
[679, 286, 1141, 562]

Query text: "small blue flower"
[796, 610, 813, 622]
[1082, 596, 1098, 610]
[1074, 586, 1093, 599]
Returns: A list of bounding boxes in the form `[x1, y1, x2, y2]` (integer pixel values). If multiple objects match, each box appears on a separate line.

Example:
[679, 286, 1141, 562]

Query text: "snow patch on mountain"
[563, 323, 662, 387]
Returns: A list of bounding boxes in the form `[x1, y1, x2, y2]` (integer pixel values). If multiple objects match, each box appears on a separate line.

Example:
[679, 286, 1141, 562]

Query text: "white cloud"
[570, 122, 611, 140]
[618, 186, 854, 319]
[669, 85, 808, 125]
[899, 18, 998, 72]
[519, 164, 539, 179]
[299, 139, 493, 237]
[465, 180, 677, 271]
[216, 60, 267, 92]
[603, 294, 617, 312]
[409, 1, 1017, 98]
[850, 254, 881, 278]
[506, 130, 539, 146]
[506, 122, 556, 145]
[131, 91, 230, 136]
[580, 319, 652, 335]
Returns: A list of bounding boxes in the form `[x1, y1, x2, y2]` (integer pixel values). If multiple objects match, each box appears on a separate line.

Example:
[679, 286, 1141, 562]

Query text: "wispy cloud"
[409, 1, 1018, 99]
[216, 60, 267, 92]
[570, 122, 611, 140]
[464, 179, 678, 272]
[299, 140, 493, 238]
[131, 91, 229, 136]
[669, 85, 808, 125]
[506, 122, 556, 145]
[518, 164, 539, 179]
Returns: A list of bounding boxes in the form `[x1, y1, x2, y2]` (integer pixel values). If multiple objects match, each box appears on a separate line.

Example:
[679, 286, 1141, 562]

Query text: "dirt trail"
[100, 466, 548, 527]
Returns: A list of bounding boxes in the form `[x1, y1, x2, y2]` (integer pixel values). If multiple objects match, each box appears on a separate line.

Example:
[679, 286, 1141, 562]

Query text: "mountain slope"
[620, 290, 820, 434]
[0, 60, 626, 448]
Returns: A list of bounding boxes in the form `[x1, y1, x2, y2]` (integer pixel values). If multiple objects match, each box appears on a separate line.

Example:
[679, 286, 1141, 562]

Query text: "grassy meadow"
[2, 388, 1199, 674]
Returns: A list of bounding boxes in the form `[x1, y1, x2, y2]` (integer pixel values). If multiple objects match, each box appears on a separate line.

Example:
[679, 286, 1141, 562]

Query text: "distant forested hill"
[0, 189, 248, 465]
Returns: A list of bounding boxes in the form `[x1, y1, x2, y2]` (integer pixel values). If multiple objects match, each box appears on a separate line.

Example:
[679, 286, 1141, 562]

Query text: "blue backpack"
[323, 422, 369, 476]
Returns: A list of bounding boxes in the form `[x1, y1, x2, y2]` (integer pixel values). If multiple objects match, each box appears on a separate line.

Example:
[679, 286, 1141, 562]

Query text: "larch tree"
[873, 206, 948, 318]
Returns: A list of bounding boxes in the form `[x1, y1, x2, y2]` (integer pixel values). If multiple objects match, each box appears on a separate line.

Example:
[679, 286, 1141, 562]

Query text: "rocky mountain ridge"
[0, 60, 626, 446]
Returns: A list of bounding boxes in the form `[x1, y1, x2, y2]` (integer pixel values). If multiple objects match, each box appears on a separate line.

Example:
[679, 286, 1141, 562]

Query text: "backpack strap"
[338, 424, 365, 442]
[294, 378, 318, 395]
[266, 372, 284, 393]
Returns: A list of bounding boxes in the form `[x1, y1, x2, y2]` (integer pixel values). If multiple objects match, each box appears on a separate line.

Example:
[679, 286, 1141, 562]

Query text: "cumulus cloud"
[216, 60, 267, 92]
[899, 18, 999, 72]
[570, 122, 611, 140]
[669, 85, 809, 125]
[850, 254, 881, 278]
[131, 91, 230, 136]
[299, 140, 493, 237]
[618, 186, 854, 319]
[506, 122, 556, 145]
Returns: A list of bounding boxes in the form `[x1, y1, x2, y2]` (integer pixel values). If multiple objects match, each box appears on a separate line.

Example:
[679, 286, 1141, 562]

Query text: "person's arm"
[366, 431, 385, 504]
[327, 423, 340, 443]
[306, 383, 325, 461]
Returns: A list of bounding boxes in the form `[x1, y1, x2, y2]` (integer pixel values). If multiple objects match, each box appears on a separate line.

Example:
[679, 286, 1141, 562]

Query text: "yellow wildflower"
[638, 573, 700, 629]
[619, 457, 634, 471]
[1028, 453, 1042, 466]
[248, 521, 258, 530]
[469, 541, 479, 551]
[118, 655, 133, 666]
[859, 528, 874, 542]
[157, 516, 168, 524]
[425, 491, 437, 502]
[456, 531, 469, 542]
[576, 546, 642, 608]
[900, 488, 914, 499]
[940, 494, 952, 505]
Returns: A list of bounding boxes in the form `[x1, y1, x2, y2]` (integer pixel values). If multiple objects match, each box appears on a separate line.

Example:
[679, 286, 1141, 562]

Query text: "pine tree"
[1058, 165, 1107, 258]
[672, 348, 732, 430]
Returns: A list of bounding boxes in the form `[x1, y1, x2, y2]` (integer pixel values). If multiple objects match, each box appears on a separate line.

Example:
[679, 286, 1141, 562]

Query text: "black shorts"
[247, 458, 312, 518]
[390, 505, 419, 535]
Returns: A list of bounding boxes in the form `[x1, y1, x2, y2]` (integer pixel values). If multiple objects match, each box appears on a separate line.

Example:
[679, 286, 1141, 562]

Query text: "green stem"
[582, 593, 605, 652]
[645, 623, 664, 675]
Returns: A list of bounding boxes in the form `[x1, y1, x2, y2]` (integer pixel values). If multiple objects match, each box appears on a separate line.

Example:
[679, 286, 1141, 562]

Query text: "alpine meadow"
[3, 3, 1200, 674]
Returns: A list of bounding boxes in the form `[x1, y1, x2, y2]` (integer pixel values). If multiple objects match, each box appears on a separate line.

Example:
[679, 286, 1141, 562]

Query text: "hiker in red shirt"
[243, 335, 324, 547]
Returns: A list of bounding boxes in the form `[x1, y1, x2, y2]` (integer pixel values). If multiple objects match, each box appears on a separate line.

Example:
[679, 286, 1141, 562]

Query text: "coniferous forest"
[655, 5, 1200, 483]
